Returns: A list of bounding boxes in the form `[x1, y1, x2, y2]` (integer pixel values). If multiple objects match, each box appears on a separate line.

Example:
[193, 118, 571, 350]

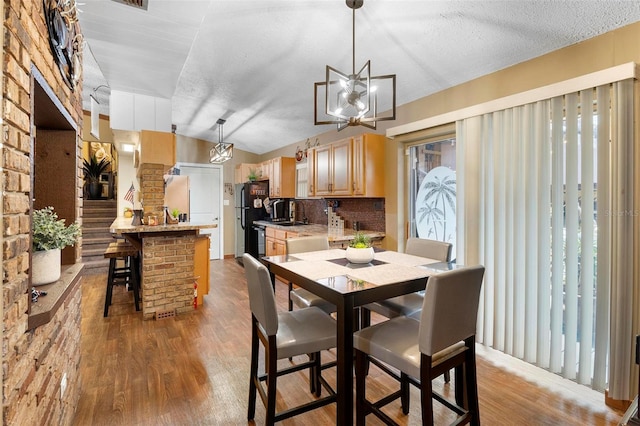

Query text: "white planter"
[346, 246, 374, 264]
[32, 248, 61, 286]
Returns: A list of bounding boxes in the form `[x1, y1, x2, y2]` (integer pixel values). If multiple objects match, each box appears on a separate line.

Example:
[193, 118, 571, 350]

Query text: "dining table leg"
[336, 296, 355, 424]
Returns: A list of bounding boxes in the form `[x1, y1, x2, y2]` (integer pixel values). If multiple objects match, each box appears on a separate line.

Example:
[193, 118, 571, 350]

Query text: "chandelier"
[314, 0, 396, 131]
[210, 118, 233, 163]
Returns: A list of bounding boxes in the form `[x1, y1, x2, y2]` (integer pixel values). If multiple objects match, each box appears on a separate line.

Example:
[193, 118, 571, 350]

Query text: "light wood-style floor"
[73, 258, 623, 425]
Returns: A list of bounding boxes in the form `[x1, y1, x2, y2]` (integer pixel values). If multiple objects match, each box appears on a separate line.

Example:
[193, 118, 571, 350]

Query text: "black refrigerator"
[235, 181, 270, 261]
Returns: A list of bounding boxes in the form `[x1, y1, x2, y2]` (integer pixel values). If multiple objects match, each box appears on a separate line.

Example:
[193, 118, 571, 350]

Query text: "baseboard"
[605, 389, 632, 411]
[224, 254, 235, 259]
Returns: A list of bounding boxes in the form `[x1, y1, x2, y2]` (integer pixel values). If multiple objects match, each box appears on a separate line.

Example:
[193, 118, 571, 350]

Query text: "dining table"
[261, 248, 456, 425]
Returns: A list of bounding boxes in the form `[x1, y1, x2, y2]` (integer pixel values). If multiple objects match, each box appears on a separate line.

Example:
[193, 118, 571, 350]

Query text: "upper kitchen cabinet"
[310, 133, 385, 197]
[352, 133, 385, 197]
[138, 130, 176, 168]
[313, 137, 352, 196]
[234, 163, 259, 184]
[268, 157, 296, 198]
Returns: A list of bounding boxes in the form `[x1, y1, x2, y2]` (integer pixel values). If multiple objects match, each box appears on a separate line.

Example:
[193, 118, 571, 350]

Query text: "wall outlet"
[60, 372, 67, 398]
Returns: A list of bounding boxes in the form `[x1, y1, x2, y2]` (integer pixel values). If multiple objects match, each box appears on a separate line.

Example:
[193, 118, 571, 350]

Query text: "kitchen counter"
[252, 220, 384, 244]
[110, 217, 217, 235]
[109, 217, 217, 320]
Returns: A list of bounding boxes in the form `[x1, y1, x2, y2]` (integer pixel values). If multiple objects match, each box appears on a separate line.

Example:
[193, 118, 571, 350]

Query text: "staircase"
[82, 200, 118, 275]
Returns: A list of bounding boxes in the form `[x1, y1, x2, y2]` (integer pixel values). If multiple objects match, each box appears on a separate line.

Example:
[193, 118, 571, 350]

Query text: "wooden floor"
[73, 258, 623, 425]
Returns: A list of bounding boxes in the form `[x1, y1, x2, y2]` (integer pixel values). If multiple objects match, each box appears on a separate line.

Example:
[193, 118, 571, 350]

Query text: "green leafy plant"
[82, 155, 110, 183]
[349, 232, 371, 249]
[32, 207, 81, 251]
[171, 208, 180, 219]
[247, 168, 259, 181]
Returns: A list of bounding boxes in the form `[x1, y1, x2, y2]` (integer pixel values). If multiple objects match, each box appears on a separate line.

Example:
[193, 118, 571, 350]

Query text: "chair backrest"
[286, 235, 330, 254]
[418, 265, 485, 356]
[243, 253, 278, 336]
[406, 237, 452, 262]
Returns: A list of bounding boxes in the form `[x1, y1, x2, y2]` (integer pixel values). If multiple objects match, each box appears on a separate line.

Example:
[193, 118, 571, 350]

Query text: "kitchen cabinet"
[194, 235, 210, 306]
[313, 138, 352, 196]
[351, 133, 385, 197]
[265, 227, 298, 256]
[266, 157, 296, 198]
[295, 162, 310, 198]
[259, 159, 271, 181]
[138, 130, 176, 167]
[310, 133, 385, 197]
[234, 163, 259, 184]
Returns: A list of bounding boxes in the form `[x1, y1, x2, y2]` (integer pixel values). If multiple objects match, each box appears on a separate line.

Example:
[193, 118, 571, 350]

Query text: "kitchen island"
[110, 218, 217, 320]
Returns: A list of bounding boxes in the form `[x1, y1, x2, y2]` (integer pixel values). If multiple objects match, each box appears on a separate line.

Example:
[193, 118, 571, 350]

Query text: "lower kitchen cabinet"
[194, 235, 210, 306]
[265, 227, 298, 256]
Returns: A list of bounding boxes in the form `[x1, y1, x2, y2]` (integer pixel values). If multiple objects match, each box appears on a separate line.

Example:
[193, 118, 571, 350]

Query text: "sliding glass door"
[408, 137, 457, 255]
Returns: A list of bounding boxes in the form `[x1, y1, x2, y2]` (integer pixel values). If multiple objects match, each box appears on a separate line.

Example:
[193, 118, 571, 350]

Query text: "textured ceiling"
[78, 0, 640, 154]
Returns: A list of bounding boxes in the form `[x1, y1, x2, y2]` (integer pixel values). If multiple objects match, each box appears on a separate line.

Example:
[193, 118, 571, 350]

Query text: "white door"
[176, 163, 222, 259]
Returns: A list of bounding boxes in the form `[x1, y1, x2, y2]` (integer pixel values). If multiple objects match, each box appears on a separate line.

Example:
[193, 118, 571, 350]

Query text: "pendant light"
[210, 118, 233, 163]
[314, 0, 396, 131]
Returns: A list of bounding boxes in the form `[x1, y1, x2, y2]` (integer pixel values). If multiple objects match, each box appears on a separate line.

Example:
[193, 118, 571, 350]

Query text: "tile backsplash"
[294, 198, 385, 232]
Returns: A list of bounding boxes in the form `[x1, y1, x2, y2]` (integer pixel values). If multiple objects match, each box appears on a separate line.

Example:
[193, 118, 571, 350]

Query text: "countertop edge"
[110, 217, 218, 234]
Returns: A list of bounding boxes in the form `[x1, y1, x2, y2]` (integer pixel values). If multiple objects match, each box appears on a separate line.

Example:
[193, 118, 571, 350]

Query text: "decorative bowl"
[346, 246, 374, 264]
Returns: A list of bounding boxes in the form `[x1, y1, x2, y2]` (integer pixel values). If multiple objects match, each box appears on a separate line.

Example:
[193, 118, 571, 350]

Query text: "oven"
[252, 224, 266, 258]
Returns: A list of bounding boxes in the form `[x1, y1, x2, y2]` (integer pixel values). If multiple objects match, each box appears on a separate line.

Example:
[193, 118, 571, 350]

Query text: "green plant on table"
[349, 232, 371, 249]
[32, 206, 81, 251]
[171, 208, 180, 219]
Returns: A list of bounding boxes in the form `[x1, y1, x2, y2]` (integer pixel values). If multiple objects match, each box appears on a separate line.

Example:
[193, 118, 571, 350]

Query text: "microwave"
[270, 199, 290, 222]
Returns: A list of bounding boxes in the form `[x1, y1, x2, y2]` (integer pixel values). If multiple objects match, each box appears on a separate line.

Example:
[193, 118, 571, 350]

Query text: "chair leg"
[454, 364, 464, 408]
[130, 256, 141, 311]
[307, 353, 316, 394]
[313, 352, 322, 397]
[420, 354, 435, 426]
[266, 339, 278, 426]
[444, 369, 451, 383]
[104, 258, 116, 317]
[288, 282, 294, 362]
[400, 372, 410, 414]
[247, 320, 259, 421]
[355, 349, 368, 426]
[465, 339, 481, 426]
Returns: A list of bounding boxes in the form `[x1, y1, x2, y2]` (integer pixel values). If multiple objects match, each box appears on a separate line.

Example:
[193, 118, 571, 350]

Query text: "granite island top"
[110, 217, 218, 235]
[252, 220, 384, 242]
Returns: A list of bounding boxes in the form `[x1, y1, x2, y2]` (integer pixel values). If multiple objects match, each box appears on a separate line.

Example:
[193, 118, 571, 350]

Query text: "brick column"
[139, 163, 165, 220]
[141, 234, 196, 320]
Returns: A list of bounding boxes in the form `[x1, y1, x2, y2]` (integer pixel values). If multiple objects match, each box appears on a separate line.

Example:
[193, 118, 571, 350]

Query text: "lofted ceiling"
[78, 0, 640, 155]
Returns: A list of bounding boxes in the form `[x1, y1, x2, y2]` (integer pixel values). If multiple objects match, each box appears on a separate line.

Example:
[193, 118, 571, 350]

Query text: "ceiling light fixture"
[210, 118, 233, 163]
[314, 0, 396, 131]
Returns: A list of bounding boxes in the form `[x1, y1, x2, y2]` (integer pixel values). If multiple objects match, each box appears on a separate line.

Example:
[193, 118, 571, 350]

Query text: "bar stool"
[103, 242, 141, 317]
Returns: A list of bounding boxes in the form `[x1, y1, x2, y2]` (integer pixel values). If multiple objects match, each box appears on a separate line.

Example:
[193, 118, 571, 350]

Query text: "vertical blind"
[456, 79, 634, 396]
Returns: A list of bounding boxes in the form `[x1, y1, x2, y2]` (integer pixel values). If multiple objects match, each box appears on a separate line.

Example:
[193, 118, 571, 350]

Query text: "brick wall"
[4, 282, 82, 425]
[3, 0, 84, 424]
[141, 235, 196, 320]
[139, 163, 166, 219]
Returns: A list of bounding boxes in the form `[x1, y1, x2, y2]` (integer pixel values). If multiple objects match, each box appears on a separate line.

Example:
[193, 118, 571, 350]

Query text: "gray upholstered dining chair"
[362, 237, 453, 322]
[243, 253, 337, 424]
[353, 265, 485, 426]
[286, 235, 335, 314]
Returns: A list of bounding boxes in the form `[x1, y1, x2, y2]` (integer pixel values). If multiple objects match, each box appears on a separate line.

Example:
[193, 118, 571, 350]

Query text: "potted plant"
[247, 168, 259, 182]
[82, 155, 110, 199]
[167, 208, 180, 224]
[32, 206, 81, 285]
[346, 232, 374, 264]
